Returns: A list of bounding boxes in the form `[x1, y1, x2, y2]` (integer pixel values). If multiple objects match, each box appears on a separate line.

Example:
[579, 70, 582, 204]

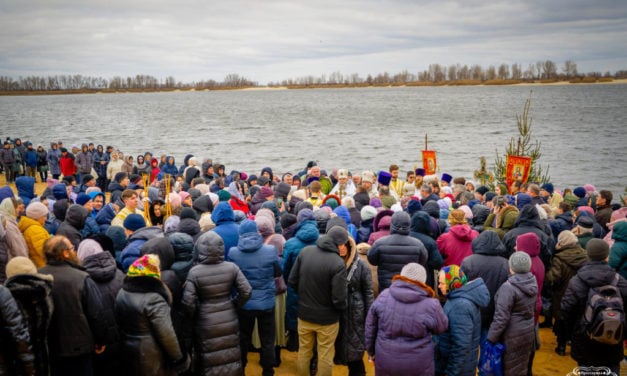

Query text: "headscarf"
[441, 265, 467, 293]
[127, 254, 161, 279]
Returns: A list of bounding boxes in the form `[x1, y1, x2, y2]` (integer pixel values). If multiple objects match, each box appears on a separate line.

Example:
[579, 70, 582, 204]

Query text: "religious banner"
[506, 155, 531, 188]
[422, 150, 437, 175]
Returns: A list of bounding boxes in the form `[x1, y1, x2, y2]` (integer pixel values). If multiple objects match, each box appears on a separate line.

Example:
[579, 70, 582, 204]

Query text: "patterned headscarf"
[441, 265, 467, 292]
[127, 254, 161, 279]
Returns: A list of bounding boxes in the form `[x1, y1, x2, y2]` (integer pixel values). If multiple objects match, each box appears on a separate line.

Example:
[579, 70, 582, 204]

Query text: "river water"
[1, 84, 625, 199]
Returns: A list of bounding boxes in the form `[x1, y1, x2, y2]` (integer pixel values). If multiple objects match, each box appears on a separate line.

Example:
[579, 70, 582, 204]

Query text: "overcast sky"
[1, 0, 626, 84]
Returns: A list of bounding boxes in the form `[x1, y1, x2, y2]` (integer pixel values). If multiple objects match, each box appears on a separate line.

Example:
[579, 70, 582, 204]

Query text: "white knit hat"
[401, 263, 427, 283]
[25, 202, 49, 220]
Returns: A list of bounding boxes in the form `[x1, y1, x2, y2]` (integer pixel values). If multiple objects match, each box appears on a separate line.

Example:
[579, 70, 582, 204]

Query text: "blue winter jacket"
[161, 156, 178, 176]
[25, 149, 38, 167]
[119, 226, 163, 272]
[435, 278, 490, 376]
[282, 220, 319, 330]
[333, 206, 358, 240]
[211, 202, 239, 260]
[95, 203, 116, 233]
[16, 176, 36, 206]
[228, 227, 280, 311]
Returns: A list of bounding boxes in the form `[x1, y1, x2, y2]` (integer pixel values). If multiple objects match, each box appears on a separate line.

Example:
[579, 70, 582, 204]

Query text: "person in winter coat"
[0, 284, 35, 376]
[5, 256, 54, 376]
[334, 237, 374, 376]
[502, 204, 554, 267]
[47, 142, 61, 179]
[106, 151, 124, 183]
[39, 235, 118, 375]
[609, 221, 627, 279]
[549, 202, 574, 242]
[177, 207, 202, 243]
[119, 214, 163, 272]
[55, 204, 88, 250]
[161, 156, 178, 176]
[181, 231, 252, 376]
[487, 252, 537, 376]
[545, 230, 587, 355]
[17, 202, 50, 269]
[24, 143, 38, 179]
[16, 176, 36, 207]
[92, 144, 109, 192]
[1, 198, 30, 279]
[437, 209, 479, 267]
[36, 145, 48, 182]
[515, 232, 545, 325]
[435, 265, 490, 376]
[228, 220, 281, 376]
[365, 263, 448, 376]
[368, 211, 429, 291]
[483, 195, 519, 239]
[288, 226, 349, 376]
[149, 157, 160, 183]
[58, 148, 76, 178]
[367, 209, 393, 245]
[75, 144, 93, 182]
[357, 205, 376, 244]
[115, 254, 190, 376]
[561, 239, 627, 373]
[282, 209, 320, 351]
[409, 211, 444, 289]
[460, 231, 509, 341]
[211, 202, 240, 260]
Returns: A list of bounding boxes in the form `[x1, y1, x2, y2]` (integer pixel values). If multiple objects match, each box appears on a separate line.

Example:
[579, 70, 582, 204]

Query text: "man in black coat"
[502, 204, 554, 267]
[561, 239, 627, 374]
[39, 235, 117, 376]
[289, 226, 348, 376]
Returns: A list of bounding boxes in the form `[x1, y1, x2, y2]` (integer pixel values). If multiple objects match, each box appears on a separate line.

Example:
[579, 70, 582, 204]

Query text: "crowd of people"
[1, 136, 626, 376]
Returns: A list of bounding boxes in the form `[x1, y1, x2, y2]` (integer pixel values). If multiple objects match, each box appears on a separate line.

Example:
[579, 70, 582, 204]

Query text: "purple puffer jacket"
[365, 278, 448, 376]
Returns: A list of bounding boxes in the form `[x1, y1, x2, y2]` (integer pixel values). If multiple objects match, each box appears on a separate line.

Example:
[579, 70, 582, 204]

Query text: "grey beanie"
[327, 226, 349, 246]
[509, 251, 532, 273]
[401, 263, 427, 283]
[587, 238, 610, 261]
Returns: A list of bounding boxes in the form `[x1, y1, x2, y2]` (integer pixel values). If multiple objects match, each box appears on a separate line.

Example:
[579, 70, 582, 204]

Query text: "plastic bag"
[478, 340, 505, 376]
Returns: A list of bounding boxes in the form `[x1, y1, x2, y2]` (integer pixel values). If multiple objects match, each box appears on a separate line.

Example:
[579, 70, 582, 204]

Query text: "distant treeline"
[1, 60, 626, 93]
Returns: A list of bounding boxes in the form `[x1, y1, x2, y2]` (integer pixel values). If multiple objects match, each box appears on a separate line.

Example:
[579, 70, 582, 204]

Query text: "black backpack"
[583, 274, 625, 345]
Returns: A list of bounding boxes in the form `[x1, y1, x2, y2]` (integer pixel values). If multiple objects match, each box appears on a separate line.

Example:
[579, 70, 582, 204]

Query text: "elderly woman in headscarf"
[435, 265, 489, 376]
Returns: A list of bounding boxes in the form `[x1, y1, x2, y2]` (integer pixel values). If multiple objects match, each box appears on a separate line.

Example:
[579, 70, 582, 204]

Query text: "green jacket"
[483, 205, 519, 239]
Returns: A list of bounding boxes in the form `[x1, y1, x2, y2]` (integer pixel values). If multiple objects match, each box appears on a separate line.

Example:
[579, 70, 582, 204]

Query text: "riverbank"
[1, 78, 625, 96]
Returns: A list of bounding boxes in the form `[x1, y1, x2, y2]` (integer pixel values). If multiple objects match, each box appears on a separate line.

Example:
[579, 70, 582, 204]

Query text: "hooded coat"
[83, 252, 124, 309]
[2, 211, 30, 274]
[502, 205, 555, 267]
[365, 278, 448, 376]
[47, 146, 61, 176]
[483, 205, 519, 239]
[282, 220, 319, 331]
[367, 212, 428, 292]
[181, 232, 252, 375]
[550, 212, 574, 241]
[16, 177, 36, 206]
[115, 276, 185, 376]
[75, 145, 93, 174]
[545, 243, 587, 323]
[17, 216, 49, 269]
[435, 278, 490, 376]
[409, 211, 444, 289]
[437, 224, 479, 267]
[0, 284, 35, 375]
[609, 222, 627, 280]
[460, 231, 510, 329]
[487, 272, 537, 376]
[210, 202, 239, 260]
[120, 226, 164, 273]
[161, 156, 178, 176]
[561, 261, 627, 367]
[367, 210, 393, 245]
[56, 204, 88, 250]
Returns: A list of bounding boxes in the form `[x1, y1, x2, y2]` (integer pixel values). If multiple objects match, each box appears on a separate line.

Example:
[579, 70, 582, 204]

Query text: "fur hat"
[587, 238, 610, 261]
[441, 173, 452, 184]
[556, 230, 578, 250]
[377, 171, 392, 186]
[360, 205, 377, 222]
[440, 265, 467, 292]
[77, 239, 104, 261]
[5, 256, 53, 281]
[573, 187, 586, 198]
[76, 193, 92, 206]
[25, 202, 49, 220]
[509, 251, 532, 273]
[123, 213, 146, 231]
[127, 254, 161, 279]
[401, 263, 427, 284]
[415, 168, 425, 177]
[448, 209, 467, 225]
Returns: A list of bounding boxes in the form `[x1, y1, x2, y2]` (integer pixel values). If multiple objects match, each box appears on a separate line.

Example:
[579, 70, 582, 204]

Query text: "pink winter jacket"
[436, 224, 478, 267]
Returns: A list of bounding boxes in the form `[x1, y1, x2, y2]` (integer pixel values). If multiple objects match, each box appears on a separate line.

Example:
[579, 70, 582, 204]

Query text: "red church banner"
[506, 155, 531, 188]
[422, 150, 437, 175]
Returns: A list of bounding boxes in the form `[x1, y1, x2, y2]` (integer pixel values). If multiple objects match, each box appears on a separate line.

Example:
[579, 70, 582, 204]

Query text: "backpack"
[583, 273, 625, 345]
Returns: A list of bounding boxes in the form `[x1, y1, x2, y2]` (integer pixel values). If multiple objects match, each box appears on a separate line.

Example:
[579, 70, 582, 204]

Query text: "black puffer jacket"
[461, 231, 510, 329]
[181, 231, 252, 376]
[561, 261, 627, 366]
[115, 276, 186, 376]
[0, 284, 35, 375]
[367, 212, 428, 291]
[288, 233, 348, 325]
[487, 272, 537, 376]
[409, 211, 444, 289]
[502, 205, 554, 267]
[334, 239, 374, 365]
[56, 204, 88, 249]
[83, 252, 125, 308]
[5, 274, 53, 376]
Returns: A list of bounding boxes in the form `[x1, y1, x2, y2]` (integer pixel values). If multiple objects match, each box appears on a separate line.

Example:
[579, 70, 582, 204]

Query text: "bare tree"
[563, 60, 578, 79]
[497, 63, 510, 80]
[542, 60, 558, 79]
